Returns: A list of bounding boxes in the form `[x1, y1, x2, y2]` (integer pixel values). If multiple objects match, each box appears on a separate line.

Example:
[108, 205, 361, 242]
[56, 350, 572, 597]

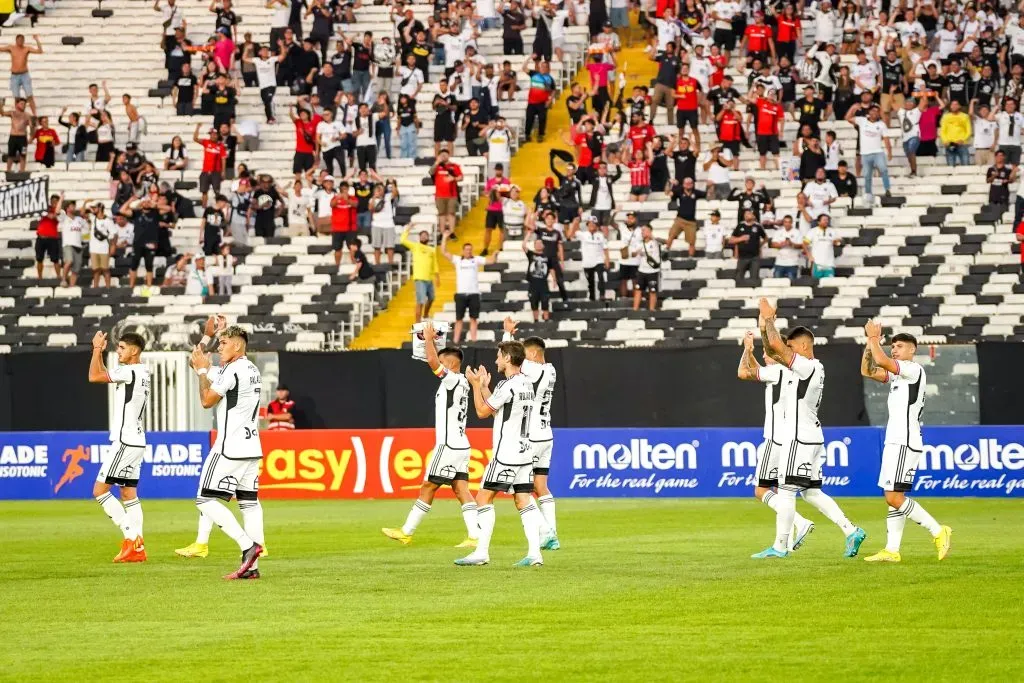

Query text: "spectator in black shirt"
[200, 194, 228, 256]
[880, 49, 904, 125]
[348, 243, 377, 282]
[307, 0, 334, 64]
[667, 176, 705, 255]
[211, 0, 239, 43]
[922, 64, 946, 96]
[315, 62, 342, 113]
[649, 41, 681, 126]
[523, 237, 551, 321]
[945, 60, 970, 107]
[728, 210, 767, 281]
[670, 134, 698, 183]
[987, 151, 1017, 210]
[404, 31, 431, 84]
[707, 75, 741, 116]
[461, 98, 489, 156]
[173, 62, 198, 116]
[529, 210, 568, 303]
[351, 32, 373, 99]
[833, 160, 857, 198]
[395, 8, 425, 51]
[794, 86, 825, 139]
[120, 197, 160, 288]
[210, 73, 237, 129]
[502, 1, 527, 55]
[972, 64, 997, 109]
[798, 135, 826, 183]
[249, 174, 283, 238]
[727, 177, 769, 224]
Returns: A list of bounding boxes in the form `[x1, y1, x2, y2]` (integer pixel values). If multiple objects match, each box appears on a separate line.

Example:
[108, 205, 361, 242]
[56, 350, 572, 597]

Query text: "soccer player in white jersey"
[753, 298, 866, 559]
[189, 326, 266, 580]
[736, 331, 815, 551]
[455, 341, 544, 567]
[382, 322, 480, 547]
[502, 317, 560, 550]
[860, 322, 952, 562]
[88, 331, 151, 563]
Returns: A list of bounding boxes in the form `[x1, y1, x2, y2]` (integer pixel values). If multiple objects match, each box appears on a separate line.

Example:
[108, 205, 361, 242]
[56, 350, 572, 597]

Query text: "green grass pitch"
[2, 498, 1022, 682]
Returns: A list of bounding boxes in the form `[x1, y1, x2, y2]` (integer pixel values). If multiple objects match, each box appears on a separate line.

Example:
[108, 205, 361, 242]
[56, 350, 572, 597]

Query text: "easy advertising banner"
[0, 432, 209, 500]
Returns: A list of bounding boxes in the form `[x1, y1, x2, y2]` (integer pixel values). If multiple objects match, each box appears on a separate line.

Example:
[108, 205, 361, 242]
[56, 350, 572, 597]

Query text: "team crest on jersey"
[796, 463, 812, 478]
[495, 468, 516, 483]
[439, 464, 457, 480]
[216, 475, 239, 492]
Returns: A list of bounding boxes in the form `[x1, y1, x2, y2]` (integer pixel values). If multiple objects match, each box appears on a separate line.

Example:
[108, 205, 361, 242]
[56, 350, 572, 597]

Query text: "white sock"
[801, 489, 857, 536]
[773, 488, 797, 552]
[476, 504, 495, 556]
[196, 513, 213, 544]
[239, 499, 265, 569]
[885, 505, 906, 552]
[537, 494, 557, 535]
[519, 502, 543, 559]
[764, 491, 811, 550]
[899, 498, 941, 536]
[401, 500, 431, 536]
[461, 502, 479, 540]
[196, 499, 253, 551]
[123, 498, 143, 538]
[96, 492, 136, 540]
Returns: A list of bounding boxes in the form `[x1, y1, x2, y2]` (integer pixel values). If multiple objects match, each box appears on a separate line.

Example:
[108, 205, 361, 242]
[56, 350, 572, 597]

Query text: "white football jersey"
[757, 363, 784, 442]
[521, 359, 556, 442]
[776, 355, 825, 445]
[435, 367, 471, 449]
[210, 358, 264, 460]
[109, 363, 150, 447]
[884, 360, 926, 449]
[485, 372, 535, 465]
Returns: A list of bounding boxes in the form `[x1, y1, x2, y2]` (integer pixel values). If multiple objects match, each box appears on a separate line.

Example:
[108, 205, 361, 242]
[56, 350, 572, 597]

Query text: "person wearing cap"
[702, 209, 727, 260]
[266, 385, 298, 431]
[310, 174, 337, 235]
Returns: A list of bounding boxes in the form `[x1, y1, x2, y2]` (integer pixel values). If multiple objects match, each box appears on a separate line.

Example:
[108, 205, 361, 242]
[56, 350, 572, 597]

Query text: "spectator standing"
[185, 254, 211, 298]
[617, 211, 642, 297]
[483, 166, 511, 255]
[200, 194, 228, 256]
[120, 196, 160, 290]
[430, 150, 462, 237]
[702, 209, 727, 259]
[940, 100, 971, 167]
[586, 161, 621, 226]
[530, 210, 568, 303]
[803, 214, 842, 278]
[84, 202, 113, 288]
[0, 34, 42, 116]
[58, 201, 86, 287]
[370, 180, 399, 265]
[484, 117, 514, 177]
[34, 194, 62, 280]
[353, 103, 378, 171]
[898, 97, 922, 177]
[916, 96, 942, 158]
[441, 230, 497, 343]
[972, 103, 996, 168]
[802, 168, 838, 226]
[523, 56, 556, 143]
[58, 109, 88, 164]
[632, 224, 661, 312]
[193, 124, 227, 208]
[985, 152, 1016, 211]
[316, 108, 346, 176]
[728, 209, 767, 281]
[1, 97, 30, 172]
[330, 180, 357, 265]
[575, 215, 610, 301]
[401, 226, 440, 323]
[524, 236, 551, 322]
[501, 183, 528, 244]
[769, 214, 800, 280]
[266, 386, 297, 431]
[995, 99, 1024, 167]
[290, 105, 318, 180]
[173, 63, 198, 116]
[666, 176, 705, 256]
[649, 40, 681, 126]
[846, 103, 891, 206]
[250, 175, 283, 238]
[833, 161, 857, 198]
[228, 176, 252, 245]
[248, 45, 282, 123]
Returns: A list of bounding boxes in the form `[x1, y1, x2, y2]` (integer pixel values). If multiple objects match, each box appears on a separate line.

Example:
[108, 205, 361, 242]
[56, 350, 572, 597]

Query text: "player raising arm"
[754, 298, 865, 559]
[382, 322, 480, 549]
[189, 325, 266, 580]
[455, 341, 544, 567]
[88, 331, 150, 563]
[737, 331, 815, 551]
[502, 316, 560, 550]
[860, 321, 952, 563]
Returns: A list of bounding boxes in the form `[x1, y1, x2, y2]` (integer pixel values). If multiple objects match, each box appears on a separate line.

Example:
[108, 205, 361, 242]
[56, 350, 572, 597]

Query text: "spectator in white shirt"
[702, 209, 727, 259]
[845, 102, 892, 205]
[803, 214, 842, 278]
[441, 229, 497, 343]
[285, 177, 314, 236]
[972, 102, 997, 167]
[898, 96, 922, 177]
[85, 201, 113, 288]
[398, 53, 424, 98]
[803, 168, 838, 221]
[574, 215, 610, 301]
[771, 214, 802, 280]
[995, 98, 1024, 166]
[58, 201, 86, 287]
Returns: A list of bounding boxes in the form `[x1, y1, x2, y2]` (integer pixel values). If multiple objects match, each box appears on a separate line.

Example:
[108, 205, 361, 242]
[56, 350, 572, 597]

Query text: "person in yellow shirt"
[939, 100, 972, 167]
[401, 225, 440, 322]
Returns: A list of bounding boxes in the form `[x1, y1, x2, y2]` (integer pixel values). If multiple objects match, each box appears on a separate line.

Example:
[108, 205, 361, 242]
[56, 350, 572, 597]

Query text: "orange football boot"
[112, 538, 133, 563]
[120, 537, 148, 563]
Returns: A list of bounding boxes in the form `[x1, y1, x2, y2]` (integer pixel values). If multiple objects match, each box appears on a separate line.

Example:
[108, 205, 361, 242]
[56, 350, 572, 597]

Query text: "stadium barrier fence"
[2, 426, 1022, 499]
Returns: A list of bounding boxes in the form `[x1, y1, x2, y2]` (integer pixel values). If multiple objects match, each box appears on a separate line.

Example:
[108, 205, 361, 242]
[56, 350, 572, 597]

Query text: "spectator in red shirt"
[330, 180, 358, 266]
[627, 112, 656, 157]
[1016, 220, 1024, 276]
[34, 193, 62, 279]
[192, 123, 227, 208]
[32, 116, 58, 168]
[290, 105, 318, 181]
[774, 4, 802, 64]
[628, 147, 653, 201]
[266, 385, 297, 431]
[741, 12, 775, 72]
[753, 90, 784, 170]
[674, 63, 703, 148]
[715, 99, 746, 167]
[430, 149, 462, 236]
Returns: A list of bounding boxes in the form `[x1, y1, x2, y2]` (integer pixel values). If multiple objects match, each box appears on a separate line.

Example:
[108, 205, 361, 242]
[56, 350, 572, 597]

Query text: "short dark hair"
[497, 341, 525, 367]
[786, 326, 815, 343]
[222, 325, 249, 346]
[438, 346, 464, 362]
[119, 332, 146, 352]
[522, 336, 546, 351]
[891, 332, 918, 346]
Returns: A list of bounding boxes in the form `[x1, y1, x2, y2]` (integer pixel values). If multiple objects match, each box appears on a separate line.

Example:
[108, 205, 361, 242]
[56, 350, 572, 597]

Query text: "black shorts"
[713, 28, 736, 51]
[34, 236, 60, 263]
[199, 171, 222, 195]
[130, 247, 155, 272]
[8, 134, 27, 160]
[332, 232, 358, 250]
[619, 264, 638, 281]
[557, 206, 579, 225]
[675, 109, 699, 130]
[637, 271, 659, 293]
[756, 134, 780, 156]
[999, 145, 1022, 166]
[722, 140, 741, 156]
[816, 85, 833, 101]
[528, 281, 550, 311]
[454, 293, 481, 319]
[466, 137, 488, 156]
[434, 123, 456, 143]
[292, 151, 315, 174]
[630, 184, 651, 196]
[747, 51, 769, 67]
[485, 209, 503, 229]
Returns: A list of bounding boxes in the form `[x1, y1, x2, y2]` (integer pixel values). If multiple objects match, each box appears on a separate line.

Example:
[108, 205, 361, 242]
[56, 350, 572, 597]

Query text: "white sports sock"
[899, 498, 941, 536]
[401, 500, 431, 536]
[885, 505, 906, 552]
[196, 499, 253, 551]
[239, 500, 265, 569]
[96, 493, 135, 540]
[476, 504, 495, 556]
[519, 502, 543, 559]
[801, 489, 856, 536]
[537, 494, 557, 535]
[773, 488, 797, 552]
[123, 498, 143, 538]
[196, 513, 213, 544]
[461, 502, 479, 540]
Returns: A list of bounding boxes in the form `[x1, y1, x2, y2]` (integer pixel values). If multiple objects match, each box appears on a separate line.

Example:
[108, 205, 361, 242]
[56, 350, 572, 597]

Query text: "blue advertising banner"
[547, 426, 1024, 498]
[0, 432, 209, 500]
